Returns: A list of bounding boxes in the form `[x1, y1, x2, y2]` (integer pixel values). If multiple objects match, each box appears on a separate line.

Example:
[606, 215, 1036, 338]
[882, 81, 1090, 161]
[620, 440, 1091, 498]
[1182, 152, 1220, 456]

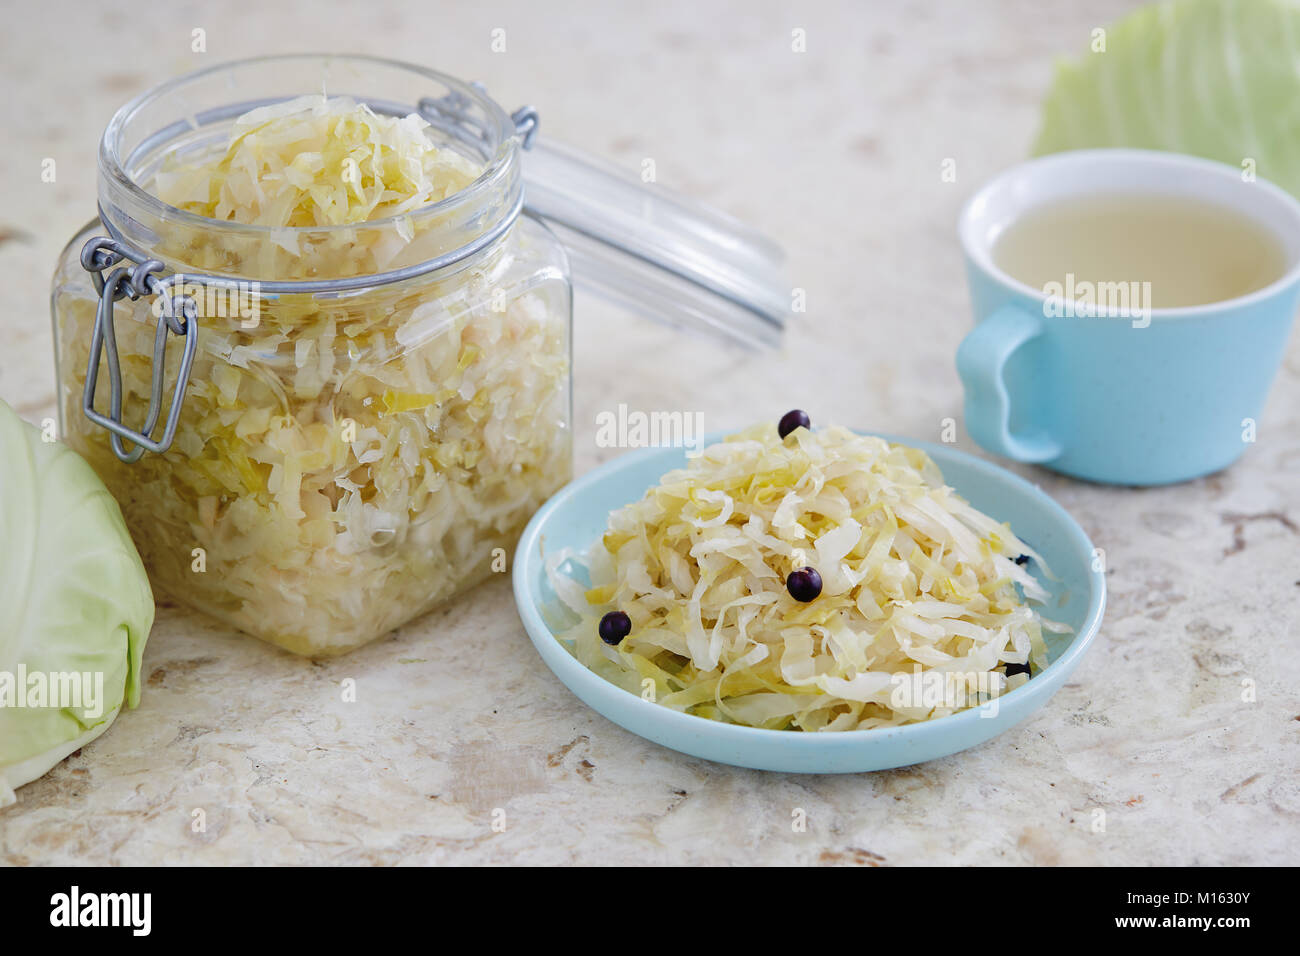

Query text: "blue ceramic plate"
[513, 433, 1105, 772]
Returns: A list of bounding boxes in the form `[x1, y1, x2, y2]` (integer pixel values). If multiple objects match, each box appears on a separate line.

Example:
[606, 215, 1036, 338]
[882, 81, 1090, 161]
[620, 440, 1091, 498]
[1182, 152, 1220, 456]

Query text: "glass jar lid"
[520, 139, 789, 347]
[418, 85, 790, 348]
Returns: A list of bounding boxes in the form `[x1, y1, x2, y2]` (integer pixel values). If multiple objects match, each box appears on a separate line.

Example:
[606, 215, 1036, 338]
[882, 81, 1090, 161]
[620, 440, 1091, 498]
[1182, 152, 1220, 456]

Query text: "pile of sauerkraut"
[155, 95, 480, 230]
[546, 424, 1068, 730]
[56, 96, 570, 655]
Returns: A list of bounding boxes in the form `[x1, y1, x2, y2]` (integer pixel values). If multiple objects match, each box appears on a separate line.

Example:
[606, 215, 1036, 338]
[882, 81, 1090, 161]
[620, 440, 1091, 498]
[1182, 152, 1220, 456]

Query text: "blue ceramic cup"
[957, 149, 1300, 485]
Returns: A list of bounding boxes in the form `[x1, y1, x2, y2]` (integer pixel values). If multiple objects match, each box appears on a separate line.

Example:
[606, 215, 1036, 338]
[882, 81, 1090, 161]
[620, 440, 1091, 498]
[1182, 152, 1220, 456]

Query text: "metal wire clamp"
[79, 237, 200, 463]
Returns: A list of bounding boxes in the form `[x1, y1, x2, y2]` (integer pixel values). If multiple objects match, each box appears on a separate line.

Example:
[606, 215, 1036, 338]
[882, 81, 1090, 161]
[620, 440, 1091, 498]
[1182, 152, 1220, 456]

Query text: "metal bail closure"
[510, 105, 539, 149]
[416, 83, 539, 151]
[79, 236, 200, 463]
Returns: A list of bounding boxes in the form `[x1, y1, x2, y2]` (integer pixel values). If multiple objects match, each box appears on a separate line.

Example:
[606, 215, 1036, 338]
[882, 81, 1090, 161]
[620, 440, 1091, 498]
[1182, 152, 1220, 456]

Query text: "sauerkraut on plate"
[545, 418, 1071, 731]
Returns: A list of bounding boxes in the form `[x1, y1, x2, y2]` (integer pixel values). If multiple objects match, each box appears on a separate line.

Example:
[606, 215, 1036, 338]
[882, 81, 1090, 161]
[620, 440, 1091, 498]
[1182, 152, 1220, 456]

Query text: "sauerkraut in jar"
[53, 57, 572, 655]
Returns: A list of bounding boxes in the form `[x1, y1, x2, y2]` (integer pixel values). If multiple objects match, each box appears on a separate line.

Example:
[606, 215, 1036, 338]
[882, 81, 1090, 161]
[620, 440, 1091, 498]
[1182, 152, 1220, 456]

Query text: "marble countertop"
[2, 0, 1297, 865]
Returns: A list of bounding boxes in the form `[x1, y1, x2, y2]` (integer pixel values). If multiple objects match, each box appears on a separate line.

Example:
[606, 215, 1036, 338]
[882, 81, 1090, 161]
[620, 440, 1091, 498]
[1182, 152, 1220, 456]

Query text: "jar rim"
[99, 53, 520, 241]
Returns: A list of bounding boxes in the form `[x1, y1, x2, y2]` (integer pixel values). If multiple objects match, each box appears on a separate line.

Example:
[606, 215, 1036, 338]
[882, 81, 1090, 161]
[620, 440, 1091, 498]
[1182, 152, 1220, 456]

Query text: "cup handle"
[956, 305, 1063, 464]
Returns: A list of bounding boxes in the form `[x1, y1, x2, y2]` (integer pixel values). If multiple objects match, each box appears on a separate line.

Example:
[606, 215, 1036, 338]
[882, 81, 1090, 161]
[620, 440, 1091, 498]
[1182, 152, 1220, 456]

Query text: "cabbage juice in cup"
[992, 192, 1288, 310]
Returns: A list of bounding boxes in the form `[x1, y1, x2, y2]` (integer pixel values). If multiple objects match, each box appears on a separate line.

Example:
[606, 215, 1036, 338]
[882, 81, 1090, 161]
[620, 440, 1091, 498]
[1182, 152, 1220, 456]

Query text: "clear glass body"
[51, 56, 573, 656]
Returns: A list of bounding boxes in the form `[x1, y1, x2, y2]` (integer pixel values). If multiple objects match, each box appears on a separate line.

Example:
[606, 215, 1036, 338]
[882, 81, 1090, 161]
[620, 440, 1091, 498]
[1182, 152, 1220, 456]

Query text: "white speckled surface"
[2, 0, 1298, 865]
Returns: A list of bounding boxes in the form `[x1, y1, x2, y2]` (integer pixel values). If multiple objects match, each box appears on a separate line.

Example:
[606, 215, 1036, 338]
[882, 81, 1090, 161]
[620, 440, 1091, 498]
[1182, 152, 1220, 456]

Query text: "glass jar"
[52, 55, 788, 657]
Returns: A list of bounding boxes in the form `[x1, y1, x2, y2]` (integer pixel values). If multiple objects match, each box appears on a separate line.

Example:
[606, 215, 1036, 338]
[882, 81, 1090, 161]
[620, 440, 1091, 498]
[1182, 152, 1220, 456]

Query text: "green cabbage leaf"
[0, 399, 154, 806]
[1033, 0, 1300, 199]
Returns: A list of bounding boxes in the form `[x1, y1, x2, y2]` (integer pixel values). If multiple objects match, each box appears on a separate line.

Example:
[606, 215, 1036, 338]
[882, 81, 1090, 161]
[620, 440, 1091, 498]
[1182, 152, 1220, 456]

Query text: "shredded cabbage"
[154, 94, 481, 231]
[547, 424, 1069, 730]
[56, 95, 570, 656]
